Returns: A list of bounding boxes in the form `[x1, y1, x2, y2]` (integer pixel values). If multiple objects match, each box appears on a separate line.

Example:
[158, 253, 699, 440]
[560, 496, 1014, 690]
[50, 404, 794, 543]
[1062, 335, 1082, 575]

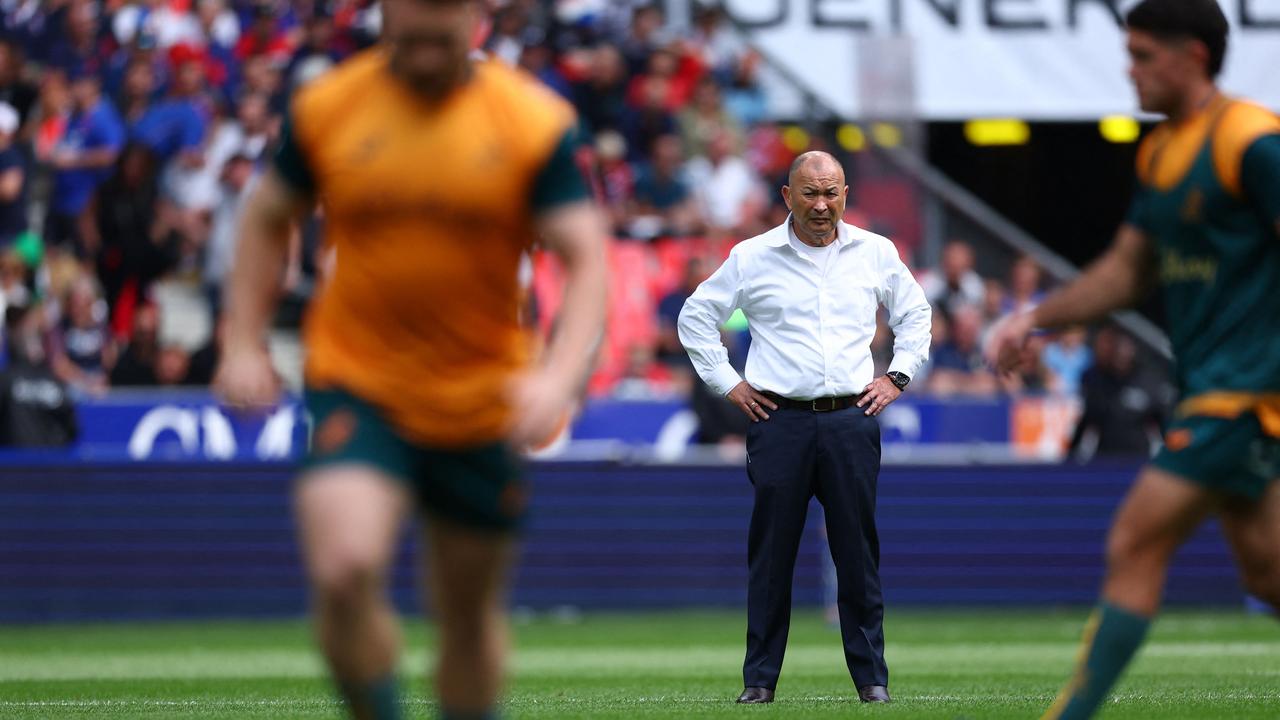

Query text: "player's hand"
[858, 376, 901, 417]
[213, 345, 281, 413]
[726, 381, 777, 422]
[507, 368, 574, 449]
[984, 311, 1037, 375]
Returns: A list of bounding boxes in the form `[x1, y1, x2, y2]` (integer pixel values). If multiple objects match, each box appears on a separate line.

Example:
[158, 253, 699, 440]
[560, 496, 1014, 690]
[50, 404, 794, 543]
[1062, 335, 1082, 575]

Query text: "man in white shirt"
[678, 151, 931, 706]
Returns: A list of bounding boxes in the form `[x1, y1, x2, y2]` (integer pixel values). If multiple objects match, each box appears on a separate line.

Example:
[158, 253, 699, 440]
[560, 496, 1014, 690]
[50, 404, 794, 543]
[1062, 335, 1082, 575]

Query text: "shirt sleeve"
[529, 126, 590, 213]
[271, 108, 317, 196]
[1241, 133, 1280, 230]
[677, 250, 747, 395]
[878, 243, 932, 379]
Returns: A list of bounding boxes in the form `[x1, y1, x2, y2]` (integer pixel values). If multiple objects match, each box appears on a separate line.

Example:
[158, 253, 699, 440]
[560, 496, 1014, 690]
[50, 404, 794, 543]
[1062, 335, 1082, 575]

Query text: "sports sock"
[1041, 602, 1151, 720]
[339, 674, 401, 720]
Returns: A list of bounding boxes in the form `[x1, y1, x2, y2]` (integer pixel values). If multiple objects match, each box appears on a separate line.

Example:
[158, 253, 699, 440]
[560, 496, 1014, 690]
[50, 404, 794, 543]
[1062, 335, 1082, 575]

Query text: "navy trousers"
[742, 405, 887, 690]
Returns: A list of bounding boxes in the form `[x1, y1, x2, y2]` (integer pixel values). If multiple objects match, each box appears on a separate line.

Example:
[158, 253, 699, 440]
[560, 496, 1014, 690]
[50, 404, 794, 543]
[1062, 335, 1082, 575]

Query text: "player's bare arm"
[987, 225, 1156, 373]
[214, 168, 313, 410]
[507, 200, 608, 448]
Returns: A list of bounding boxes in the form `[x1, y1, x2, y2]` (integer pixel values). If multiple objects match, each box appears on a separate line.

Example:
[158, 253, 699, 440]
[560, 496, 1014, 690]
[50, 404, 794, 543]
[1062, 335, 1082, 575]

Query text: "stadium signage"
[709, 0, 1280, 118]
[726, 0, 1279, 32]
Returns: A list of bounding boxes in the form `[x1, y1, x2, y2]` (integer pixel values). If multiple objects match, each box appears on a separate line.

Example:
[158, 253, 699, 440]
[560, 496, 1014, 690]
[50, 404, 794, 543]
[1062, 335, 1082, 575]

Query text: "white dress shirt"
[678, 217, 932, 400]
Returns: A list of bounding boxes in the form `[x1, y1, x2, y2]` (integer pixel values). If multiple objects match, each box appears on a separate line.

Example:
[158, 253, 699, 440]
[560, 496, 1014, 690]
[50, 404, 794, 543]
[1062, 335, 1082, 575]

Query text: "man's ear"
[781, 185, 792, 211]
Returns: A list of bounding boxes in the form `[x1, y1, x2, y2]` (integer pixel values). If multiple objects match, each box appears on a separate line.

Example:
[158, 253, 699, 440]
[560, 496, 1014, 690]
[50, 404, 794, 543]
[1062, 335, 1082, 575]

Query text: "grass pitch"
[0, 609, 1277, 719]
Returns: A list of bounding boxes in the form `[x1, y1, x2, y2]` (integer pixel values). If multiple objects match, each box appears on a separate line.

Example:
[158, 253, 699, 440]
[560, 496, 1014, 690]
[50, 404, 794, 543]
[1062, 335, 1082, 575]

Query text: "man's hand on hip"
[727, 381, 778, 422]
[858, 376, 901, 417]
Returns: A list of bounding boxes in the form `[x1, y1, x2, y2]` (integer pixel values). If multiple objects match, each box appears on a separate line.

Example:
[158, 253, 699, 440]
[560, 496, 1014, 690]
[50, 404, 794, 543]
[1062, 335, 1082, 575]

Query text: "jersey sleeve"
[271, 108, 317, 196]
[1123, 182, 1155, 235]
[528, 126, 590, 213]
[1241, 133, 1280, 229]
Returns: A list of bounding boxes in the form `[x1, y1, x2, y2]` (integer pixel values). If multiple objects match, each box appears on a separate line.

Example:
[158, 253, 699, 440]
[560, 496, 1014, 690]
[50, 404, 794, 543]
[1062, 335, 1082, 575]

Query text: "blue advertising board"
[15, 391, 1020, 462]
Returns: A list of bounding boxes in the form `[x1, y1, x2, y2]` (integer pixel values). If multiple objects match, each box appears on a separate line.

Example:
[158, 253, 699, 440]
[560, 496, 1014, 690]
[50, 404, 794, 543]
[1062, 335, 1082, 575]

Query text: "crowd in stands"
[0, 0, 1167, 453]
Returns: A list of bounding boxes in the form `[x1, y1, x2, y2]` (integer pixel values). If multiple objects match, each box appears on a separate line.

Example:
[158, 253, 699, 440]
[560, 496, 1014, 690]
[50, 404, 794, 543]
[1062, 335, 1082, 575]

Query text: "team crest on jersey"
[1164, 428, 1193, 452]
[314, 408, 357, 453]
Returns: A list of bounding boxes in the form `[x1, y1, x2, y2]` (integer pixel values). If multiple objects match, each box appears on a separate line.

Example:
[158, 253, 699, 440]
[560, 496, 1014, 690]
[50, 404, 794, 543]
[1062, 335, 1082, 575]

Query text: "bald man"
[679, 152, 932, 705]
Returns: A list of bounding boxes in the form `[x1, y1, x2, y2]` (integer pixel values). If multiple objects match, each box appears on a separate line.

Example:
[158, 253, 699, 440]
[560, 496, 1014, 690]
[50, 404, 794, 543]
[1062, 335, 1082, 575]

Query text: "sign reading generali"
[710, 0, 1280, 119]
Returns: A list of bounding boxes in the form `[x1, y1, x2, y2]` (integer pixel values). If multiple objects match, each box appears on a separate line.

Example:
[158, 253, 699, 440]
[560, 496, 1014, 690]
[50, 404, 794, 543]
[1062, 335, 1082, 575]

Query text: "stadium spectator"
[0, 250, 31, 325]
[619, 4, 667, 76]
[0, 103, 28, 252]
[285, 9, 341, 93]
[166, 90, 272, 216]
[44, 0, 109, 77]
[629, 133, 701, 239]
[1068, 326, 1168, 461]
[620, 73, 676, 164]
[109, 301, 161, 386]
[131, 49, 210, 167]
[685, 4, 745, 82]
[0, 303, 78, 447]
[1002, 255, 1045, 315]
[486, 3, 531, 66]
[516, 42, 571, 99]
[624, 45, 699, 112]
[234, 1, 292, 64]
[115, 57, 158, 125]
[613, 343, 674, 399]
[591, 130, 634, 233]
[920, 240, 985, 320]
[926, 304, 998, 396]
[50, 273, 114, 394]
[113, 0, 203, 51]
[722, 51, 768, 128]
[0, 40, 38, 129]
[237, 53, 286, 115]
[182, 316, 223, 385]
[1042, 326, 1092, 396]
[43, 68, 125, 257]
[656, 255, 712, 371]
[196, 0, 242, 52]
[203, 151, 255, 316]
[572, 44, 628, 136]
[90, 142, 173, 334]
[678, 75, 743, 159]
[686, 129, 765, 237]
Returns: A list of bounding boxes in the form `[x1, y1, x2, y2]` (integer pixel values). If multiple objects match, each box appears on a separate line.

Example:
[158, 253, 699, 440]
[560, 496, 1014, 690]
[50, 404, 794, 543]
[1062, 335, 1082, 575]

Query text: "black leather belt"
[761, 391, 862, 412]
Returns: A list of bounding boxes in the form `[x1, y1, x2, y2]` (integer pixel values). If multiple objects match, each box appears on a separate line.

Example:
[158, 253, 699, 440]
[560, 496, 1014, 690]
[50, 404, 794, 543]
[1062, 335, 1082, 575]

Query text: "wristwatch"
[886, 371, 910, 391]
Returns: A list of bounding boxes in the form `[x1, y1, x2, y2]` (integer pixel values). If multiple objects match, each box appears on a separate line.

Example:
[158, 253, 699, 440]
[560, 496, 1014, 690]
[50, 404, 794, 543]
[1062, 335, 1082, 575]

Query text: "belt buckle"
[811, 397, 835, 412]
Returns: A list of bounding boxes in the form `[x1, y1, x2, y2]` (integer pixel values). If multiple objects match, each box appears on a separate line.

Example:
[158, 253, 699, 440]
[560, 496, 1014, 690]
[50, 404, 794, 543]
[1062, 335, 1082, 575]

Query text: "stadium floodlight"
[964, 119, 1031, 146]
[1099, 115, 1141, 143]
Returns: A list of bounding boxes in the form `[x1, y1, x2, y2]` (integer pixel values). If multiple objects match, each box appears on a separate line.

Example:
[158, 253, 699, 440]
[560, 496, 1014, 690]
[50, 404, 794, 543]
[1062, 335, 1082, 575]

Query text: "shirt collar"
[769, 214, 853, 249]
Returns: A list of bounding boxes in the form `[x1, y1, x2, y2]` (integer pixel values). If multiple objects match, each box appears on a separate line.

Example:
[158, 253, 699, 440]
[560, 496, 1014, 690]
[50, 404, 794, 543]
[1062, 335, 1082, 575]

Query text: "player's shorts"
[1151, 411, 1280, 500]
[301, 386, 528, 532]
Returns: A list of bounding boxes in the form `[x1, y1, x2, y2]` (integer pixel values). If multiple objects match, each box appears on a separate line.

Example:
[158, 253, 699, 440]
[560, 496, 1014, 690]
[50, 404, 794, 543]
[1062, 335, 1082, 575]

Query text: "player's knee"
[310, 552, 384, 611]
[1105, 524, 1144, 568]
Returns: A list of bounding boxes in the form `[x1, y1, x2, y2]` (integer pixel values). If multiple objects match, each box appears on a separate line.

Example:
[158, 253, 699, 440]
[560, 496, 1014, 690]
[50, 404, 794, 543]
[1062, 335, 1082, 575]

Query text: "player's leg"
[296, 466, 411, 720]
[1218, 479, 1280, 613]
[1042, 466, 1212, 720]
[422, 520, 517, 719]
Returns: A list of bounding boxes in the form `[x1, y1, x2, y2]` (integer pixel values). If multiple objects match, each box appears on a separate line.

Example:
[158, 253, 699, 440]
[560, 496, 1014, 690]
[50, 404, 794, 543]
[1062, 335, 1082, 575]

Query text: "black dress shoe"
[858, 685, 891, 703]
[736, 687, 775, 704]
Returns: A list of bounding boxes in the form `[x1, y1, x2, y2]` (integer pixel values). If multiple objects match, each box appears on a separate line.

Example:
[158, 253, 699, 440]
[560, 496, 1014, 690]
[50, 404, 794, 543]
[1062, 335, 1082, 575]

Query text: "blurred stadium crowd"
[0, 0, 1168, 456]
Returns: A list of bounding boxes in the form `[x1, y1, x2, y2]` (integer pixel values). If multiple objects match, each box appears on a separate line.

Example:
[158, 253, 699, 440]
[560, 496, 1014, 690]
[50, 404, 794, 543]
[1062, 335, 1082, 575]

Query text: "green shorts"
[1151, 412, 1280, 500]
[302, 386, 528, 532]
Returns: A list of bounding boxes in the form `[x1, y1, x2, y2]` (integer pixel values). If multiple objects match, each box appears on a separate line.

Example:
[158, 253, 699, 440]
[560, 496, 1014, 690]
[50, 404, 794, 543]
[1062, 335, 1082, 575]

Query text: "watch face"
[888, 372, 908, 389]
